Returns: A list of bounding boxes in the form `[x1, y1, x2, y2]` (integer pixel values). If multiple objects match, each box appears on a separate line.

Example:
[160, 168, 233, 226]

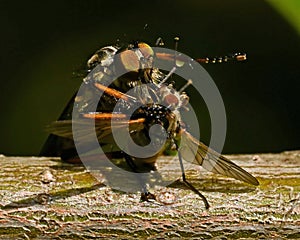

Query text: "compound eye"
[180, 93, 189, 106]
[164, 94, 179, 106]
[119, 49, 140, 72]
[138, 42, 154, 59]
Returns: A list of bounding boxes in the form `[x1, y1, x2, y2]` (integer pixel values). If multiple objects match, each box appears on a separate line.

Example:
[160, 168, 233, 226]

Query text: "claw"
[140, 192, 156, 202]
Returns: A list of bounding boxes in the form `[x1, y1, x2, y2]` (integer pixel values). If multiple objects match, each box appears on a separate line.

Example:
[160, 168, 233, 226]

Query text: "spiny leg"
[177, 149, 210, 209]
[124, 154, 156, 201]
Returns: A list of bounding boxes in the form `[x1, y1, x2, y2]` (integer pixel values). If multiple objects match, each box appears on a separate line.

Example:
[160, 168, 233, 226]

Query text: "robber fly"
[40, 38, 258, 209]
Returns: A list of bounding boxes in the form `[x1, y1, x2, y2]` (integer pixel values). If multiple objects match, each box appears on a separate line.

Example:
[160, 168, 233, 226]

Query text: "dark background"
[0, 0, 299, 156]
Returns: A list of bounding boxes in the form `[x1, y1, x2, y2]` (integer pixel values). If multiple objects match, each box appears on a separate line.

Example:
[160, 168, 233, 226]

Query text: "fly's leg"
[177, 148, 210, 209]
[124, 154, 156, 201]
[140, 191, 156, 202]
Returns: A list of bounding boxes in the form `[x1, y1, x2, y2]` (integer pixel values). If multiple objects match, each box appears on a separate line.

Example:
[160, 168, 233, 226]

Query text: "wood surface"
[0, 151, 299, 239]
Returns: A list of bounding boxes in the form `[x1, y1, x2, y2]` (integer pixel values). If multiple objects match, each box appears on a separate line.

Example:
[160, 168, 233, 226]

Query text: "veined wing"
[179, 130, 259, 186]
[46, 113, 145, 145]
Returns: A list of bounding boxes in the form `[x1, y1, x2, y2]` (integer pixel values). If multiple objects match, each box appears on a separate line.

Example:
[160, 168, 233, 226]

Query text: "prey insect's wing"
[46, 113, 145, 146]
[179, 130, 259, 186]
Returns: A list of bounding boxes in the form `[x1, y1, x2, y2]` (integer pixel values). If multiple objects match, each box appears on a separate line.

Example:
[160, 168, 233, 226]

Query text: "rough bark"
[0, 151, 299, 239]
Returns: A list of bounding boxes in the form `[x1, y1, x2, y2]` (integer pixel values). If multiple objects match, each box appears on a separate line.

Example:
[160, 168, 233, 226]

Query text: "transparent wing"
[46, 113, 145, 145]
[180, 130, 259, 186]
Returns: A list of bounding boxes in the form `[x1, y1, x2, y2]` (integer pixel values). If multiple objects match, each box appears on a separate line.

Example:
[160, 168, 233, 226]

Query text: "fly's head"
[84, 41, 163, 95]
[157, 82, 190, 112]
[87, 41, 155, 73]
[128, 76, 192, 152]
[118, 41, 155, 71]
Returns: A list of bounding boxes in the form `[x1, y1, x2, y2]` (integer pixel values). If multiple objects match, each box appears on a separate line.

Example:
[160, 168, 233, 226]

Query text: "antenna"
[179, 79, 193, 93]
[174, 36, 180, 51]
[159, 66, 177, 86]
[196, 53, 247, 64]
[155, 37, 164, 46]
[174, 36, 180, 66]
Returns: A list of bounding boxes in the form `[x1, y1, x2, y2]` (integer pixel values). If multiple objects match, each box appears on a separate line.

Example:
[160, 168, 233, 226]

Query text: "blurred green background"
[0, 0, 299, 156]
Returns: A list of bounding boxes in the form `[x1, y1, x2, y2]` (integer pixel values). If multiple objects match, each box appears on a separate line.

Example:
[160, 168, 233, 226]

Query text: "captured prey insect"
[40, 38, 258, 209]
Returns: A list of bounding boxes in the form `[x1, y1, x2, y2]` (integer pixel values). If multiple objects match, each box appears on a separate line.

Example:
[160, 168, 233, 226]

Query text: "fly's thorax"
[87, 45, 119, 69]
[131, 104, 180, 138]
